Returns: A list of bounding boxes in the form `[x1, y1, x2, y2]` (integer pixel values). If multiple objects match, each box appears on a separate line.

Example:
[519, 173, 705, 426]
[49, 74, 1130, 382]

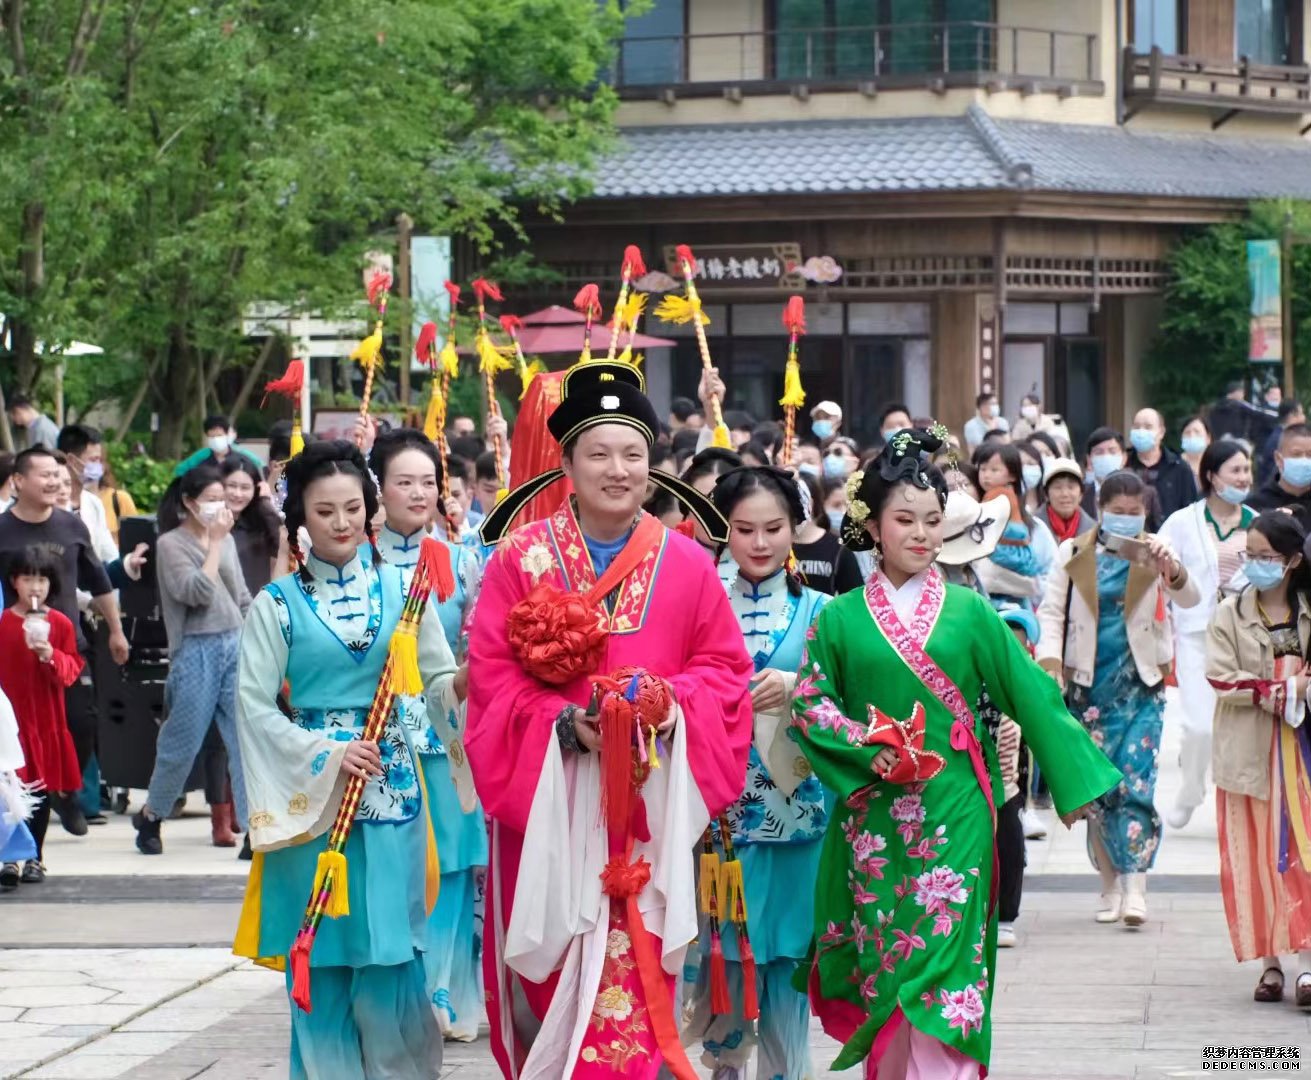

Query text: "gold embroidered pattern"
[519, 542, 556, 584]
[448, 739, 467, 768]
[582, 914, 651, 1070]
[249, 810, 275, 829]
[287, 793, 310, 815]
[549, 506, 665, 636]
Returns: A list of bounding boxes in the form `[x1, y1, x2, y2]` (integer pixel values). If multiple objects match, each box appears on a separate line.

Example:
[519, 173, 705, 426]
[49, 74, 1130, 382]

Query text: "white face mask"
[207, 434, 231, 454]
[1021, 405, 1039, 421]
[195, 500, 226, 524]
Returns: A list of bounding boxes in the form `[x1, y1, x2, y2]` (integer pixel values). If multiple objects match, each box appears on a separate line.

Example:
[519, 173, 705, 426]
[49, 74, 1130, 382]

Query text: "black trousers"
[997, 791, 1026, 924]
[28, 797, 51, 860]
[200, 722, 229, 805]
[63, 651, 98, 773]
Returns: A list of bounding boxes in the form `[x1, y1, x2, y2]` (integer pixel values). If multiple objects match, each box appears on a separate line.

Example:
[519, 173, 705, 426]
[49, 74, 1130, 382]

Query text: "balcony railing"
[1122, 46, 1311, 124]
[612, 21, 1102, 99]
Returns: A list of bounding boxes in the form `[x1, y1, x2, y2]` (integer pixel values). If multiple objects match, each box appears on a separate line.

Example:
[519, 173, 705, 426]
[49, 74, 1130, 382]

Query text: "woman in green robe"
[789, 428, 1120, 1078]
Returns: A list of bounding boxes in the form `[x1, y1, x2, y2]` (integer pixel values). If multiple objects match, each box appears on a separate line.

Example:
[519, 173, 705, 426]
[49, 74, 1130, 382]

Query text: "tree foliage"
[1143, 199, 1311, 427]
[0, 0, 623, 456]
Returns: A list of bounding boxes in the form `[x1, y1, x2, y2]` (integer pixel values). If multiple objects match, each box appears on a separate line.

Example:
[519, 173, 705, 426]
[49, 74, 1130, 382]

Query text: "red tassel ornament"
[739, 934, 761, 1021]
[366, 269, 392, 308]
[499, 314, 524, 337]
[621, 244, 647, 279]
[709, 930, 731, 1015]
[782, 295, 807, 335]
[674, 243, 697, 275]
[414, 322, 438, 365]
[573, 283, 602, 319]
[472, 277, 503, 304]
[444, 280, 461, 305]
[289, 935, 313, 1013]
[263, 359, 304, 403]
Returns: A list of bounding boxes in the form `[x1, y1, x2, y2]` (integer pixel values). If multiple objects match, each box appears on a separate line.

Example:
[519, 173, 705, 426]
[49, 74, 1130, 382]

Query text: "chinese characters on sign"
[663, 243, 806, 289]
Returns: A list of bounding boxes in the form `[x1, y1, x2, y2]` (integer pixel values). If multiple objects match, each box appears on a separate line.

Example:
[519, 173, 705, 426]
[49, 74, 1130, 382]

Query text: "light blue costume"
[689, 566, 830, 1080]
[1065, 551, 1164, 874]
[236, 551, 453, 1080]
[375, 524, 488, 1042]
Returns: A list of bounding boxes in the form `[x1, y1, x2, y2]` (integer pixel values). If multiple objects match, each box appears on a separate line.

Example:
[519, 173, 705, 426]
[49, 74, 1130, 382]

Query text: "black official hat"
[546, 361, 660, 449]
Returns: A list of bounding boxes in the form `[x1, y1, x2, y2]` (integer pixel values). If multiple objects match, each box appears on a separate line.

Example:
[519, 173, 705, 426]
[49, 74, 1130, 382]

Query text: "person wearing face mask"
[1038, 470, 1199, 928]
[132, 464, 251, 857]
[171, 414, 264, 478]
[1017, 441, 1046, 515]
[1258, 399, 1308, 488]
[1126, 407, 1198, 528]
[1179, 416, 1210, 485]
[55, 425, 118, 567]
[1249, 422, 1311, 529]
[1157, 440, 1255, 830]
[874, 402, 913, 450]
[963, 391, 1009, 453]
[810, 400, 843, 442]
[1011, 392, 1073, 449]
[790, 469, 865, 595]
[1080, 427, 1162, 526]
[1206, 511, 1311, 1008]
[822, 436, 860, 482]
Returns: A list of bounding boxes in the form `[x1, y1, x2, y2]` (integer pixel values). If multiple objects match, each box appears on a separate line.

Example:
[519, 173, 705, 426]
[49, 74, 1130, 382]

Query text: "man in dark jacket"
[1248, 422, 1311, 530]
[1126, 407, 1198, 529]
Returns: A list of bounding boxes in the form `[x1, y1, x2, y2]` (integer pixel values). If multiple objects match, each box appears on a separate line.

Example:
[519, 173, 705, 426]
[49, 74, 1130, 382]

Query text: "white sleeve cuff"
[1287, 676, 1305, 729]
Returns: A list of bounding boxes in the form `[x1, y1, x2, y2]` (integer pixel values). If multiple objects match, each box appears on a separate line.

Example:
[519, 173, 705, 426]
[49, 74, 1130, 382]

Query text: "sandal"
[1254, 966, 1284, 1003]
[1296, 973, 1311, 1009]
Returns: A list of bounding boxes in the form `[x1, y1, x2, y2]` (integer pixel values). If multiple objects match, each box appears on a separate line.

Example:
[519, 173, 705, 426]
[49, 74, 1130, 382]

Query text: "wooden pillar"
[933, 292, 981, 436]
[396, 213, 413, 408]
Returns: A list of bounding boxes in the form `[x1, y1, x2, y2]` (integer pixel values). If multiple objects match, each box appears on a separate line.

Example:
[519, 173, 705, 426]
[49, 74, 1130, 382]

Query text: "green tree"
[1143, 199, 1311, 427]
[0, 1, 623, 456]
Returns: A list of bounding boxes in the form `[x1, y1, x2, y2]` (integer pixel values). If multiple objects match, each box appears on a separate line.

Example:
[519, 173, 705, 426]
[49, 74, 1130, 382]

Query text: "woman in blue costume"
[233, 439, 456, 1080]
[685, 466, 830, 1080]
[368, 428, 487, 1042]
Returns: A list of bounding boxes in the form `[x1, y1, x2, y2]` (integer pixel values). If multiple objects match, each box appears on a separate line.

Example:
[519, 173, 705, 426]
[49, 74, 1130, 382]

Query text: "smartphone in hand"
[1103, 533, 1155, 566]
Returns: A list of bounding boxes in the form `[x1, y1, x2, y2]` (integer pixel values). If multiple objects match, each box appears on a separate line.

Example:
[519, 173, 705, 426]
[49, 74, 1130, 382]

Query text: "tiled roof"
[590, 105, 1311, 200]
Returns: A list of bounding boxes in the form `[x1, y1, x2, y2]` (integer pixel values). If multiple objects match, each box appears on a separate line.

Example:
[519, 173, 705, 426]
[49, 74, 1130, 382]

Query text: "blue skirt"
[418, 753, 487, 874]
[0, 819, 36, 862]
[258, 813, 429, 970]
[713, 840, 823, 964]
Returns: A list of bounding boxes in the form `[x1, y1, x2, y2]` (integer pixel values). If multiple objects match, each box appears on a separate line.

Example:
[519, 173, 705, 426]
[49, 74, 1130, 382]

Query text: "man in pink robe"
[466, 360, 753, 1079]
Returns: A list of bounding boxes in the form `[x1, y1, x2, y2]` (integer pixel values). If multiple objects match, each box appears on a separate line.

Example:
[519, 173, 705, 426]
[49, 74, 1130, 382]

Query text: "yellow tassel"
[518, 358, 544, 400]
[620, 291, 647, 331]
[720, 858, 747, 924]
[653, 293, 707, 326]
[350, 328, 383, 370]
[312, 849, 351, 919]
[579, 343, 592, 364]
[477, 332, 513, 375]
[711, 423, 733, 450]
[495, 487, 509, 504]
[647, 725, 660, 770]
[289, 419, 305, 458]
[422, 388, 443, 441]
[779, 357, 806, 408]
[388, 623, 423, 696]
[699, 850, 722, 915]
[438, 339, 459, 379]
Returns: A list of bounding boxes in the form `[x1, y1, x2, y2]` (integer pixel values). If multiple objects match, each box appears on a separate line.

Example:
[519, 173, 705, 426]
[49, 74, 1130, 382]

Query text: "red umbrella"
[520, 305, 585, 326]
[515, 322, 675, 355]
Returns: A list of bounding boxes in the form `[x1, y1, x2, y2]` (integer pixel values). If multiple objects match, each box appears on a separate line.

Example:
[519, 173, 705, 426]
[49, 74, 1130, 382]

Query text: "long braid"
[363, 521, 382, 568]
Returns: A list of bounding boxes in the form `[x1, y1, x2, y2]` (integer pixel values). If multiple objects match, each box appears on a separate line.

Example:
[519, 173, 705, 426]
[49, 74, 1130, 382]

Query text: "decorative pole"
[350, 269, 392, 446]
[574, 283, 602, 364]
[471, 278, 512, 498]
[415, 322, 459, 542]
[499, 314, 542, 400]
[657, 244, 731, 448]
[779, 296, 807, 468]
[605, 245, 647, 362]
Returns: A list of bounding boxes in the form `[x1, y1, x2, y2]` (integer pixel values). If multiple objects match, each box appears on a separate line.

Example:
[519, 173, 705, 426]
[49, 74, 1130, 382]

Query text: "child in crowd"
[971, 441, 1056, 607]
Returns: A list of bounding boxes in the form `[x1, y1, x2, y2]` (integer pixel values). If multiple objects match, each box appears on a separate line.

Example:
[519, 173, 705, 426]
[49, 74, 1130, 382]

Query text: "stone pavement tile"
[990, 1023, 1147, 1049]
[0, 905, 242, 949]
[1143, 1024, 1310, 1051]
[94, 981, 197, 1006]
[23, 1055, 153, 1080]
[0, 987, 116, 1008]
[116, 1006, 238, 1034]
[14, 1005, 139, 1028]
[68, 1032, 192, 1056]
[2, 1039, 86, 1080]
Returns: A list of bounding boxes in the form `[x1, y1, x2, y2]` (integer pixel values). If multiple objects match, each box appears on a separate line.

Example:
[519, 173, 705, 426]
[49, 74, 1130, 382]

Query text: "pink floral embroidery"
[860, 974, 879, 1002]
[913, 866, 969, 915]
[851, 919, 869, 954]
[852, 830, 889, 874]
[938, 984, 986, 1037]
[932, 912, 956, 937]
[889, 794, 925, 823]
[820, 920, 845, 945]
[848, 871, 879, 906]
[890, 928, 926, 960]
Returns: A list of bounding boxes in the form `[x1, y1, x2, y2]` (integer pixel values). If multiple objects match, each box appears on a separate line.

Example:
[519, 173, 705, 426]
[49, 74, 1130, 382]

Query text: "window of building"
[772, 0, 993, 80]
[1236, 0, 1290, 64]
[1129, 0, 1180, 53]
[616, 0, 685, 86]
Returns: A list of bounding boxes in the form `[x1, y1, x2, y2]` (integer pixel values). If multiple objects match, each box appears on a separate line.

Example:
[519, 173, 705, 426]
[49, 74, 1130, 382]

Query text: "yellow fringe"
[711, 423, 733, 449]
[518, 358, 544, 399]
[350, 328, 383, 370]
[495, 487, 509, 504]
[388, 623, 423, 695]
[779, 357, 805, 408]
[720, 858, 747, 923]
[477, 332, 512, 375]
[653, 293, 707, 326]
[312, 849, 351, 919]
[438, 339, 460, 379]
[579, 343, 592, 364]
[699, 850, 722, 915]
[289, 419, 305, 458]
[647, 726, 660, 770]
[620, 291, 647, 331]
[422, 387, 443, 442]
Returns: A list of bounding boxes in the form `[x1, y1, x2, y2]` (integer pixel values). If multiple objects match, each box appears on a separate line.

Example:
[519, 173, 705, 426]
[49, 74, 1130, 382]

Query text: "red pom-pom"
[499, 314, 524, 338]
[415, 322, 438, 364]
[472, 277, 503, 304]
[621, 245, 647, 279]
[674, 244, 697, 276]
[506, 582, 608, 685]
[573, 283, 601, 320]
[444, 280, 461, 305]
[782, 295, 807, 335]
[600, 855, 652, 899]
[366, 270, 392, 306]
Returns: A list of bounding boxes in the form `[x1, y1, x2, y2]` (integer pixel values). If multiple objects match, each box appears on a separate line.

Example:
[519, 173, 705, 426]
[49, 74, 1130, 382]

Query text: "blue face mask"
[1217, 483, 1250, 506]
[1021, 463, 1043, 492]
[797, 462, 820, 479]
[1243, 558, 1287, 591]
[1282, 456, 1311, 489]
[812, 419, 835, 440]
[1181, 434, 1208, 456]
[1101, 512, 1145, 538]
[823, 454, 847, 480]
[826, 509, 845, 532]
[1129, 428, 1158, 454]
[1091, 452, 1123, 481]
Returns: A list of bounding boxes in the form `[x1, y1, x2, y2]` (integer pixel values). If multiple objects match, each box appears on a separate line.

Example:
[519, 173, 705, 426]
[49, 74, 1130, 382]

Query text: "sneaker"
[53, 796, 88, 837]
[0, 862, 18, 892]
[996, 921, 1017, 948]
[1164, 803, 1193, 829]
[1020, 806, 1047, 840]
[20, 860, 45, 884]
[85, 812, 108, 826]
[132, 809, 163, 855]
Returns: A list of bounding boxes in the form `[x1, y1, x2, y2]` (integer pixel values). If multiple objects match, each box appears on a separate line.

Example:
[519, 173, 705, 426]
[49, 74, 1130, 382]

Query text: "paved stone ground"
[3, 695, 1309, 1079]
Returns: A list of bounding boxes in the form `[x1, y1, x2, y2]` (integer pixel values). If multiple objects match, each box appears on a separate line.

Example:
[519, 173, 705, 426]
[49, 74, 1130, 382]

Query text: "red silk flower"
[506, 582, 608, 685]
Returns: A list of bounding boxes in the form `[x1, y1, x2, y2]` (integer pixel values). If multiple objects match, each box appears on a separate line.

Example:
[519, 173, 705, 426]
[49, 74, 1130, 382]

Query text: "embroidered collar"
[306, 549, 362, 587]
[380, 521, 429, 554]
[874, 568, 931, 626]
